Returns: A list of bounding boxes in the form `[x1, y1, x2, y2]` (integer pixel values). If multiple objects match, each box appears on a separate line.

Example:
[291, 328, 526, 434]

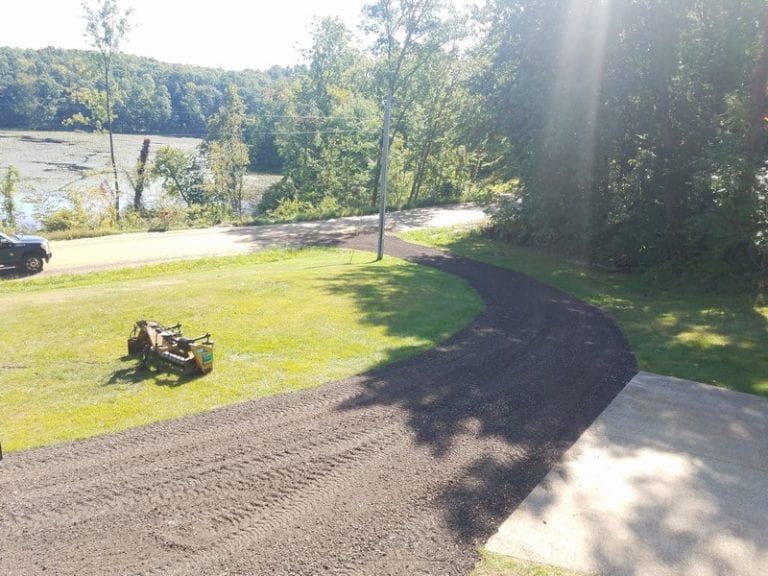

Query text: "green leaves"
[475, 0, 768, 284]
[63, 87, 112, 131]
[82, 0, 132, 56]
[1, 165, 20, 228]
[152, 146, 207, 207]
[206, 85, 250, 219]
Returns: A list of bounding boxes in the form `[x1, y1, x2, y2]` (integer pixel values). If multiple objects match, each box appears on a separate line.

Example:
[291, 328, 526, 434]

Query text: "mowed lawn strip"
[472, 551, 595, 576]
[0, 248, 484, 452]
[403, 228, 768, 398]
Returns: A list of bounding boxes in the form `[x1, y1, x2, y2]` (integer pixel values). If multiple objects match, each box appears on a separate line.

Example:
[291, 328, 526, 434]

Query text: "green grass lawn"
[403, 228, 768, 398]
[0, 248, 484, 452]
[471, 551, 595, 576]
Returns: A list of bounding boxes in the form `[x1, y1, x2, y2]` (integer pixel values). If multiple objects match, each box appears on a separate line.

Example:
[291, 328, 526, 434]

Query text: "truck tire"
[22, 254, 44, 274]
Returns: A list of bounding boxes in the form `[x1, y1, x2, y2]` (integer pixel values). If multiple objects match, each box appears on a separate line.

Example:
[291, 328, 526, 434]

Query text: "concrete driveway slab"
[486, 371, 768, 576]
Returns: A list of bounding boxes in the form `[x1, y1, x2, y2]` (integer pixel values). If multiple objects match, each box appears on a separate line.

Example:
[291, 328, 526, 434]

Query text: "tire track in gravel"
[4, 400, 401, 527]
[6, 413, 399, 529]
[2, 380, 368, 482]
[0, 235, 636, 576]
[152, 428, 409, 576]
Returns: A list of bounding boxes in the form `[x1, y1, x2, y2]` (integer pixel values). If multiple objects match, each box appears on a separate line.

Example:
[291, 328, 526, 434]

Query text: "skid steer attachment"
[128, 320, 214, 376]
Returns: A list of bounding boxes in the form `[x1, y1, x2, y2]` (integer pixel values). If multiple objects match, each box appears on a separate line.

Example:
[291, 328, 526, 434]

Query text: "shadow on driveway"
[337, 235, 637, 548]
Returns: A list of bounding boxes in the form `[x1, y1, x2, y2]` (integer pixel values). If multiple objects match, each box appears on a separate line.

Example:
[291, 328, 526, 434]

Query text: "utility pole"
[376, 89, 393, 261]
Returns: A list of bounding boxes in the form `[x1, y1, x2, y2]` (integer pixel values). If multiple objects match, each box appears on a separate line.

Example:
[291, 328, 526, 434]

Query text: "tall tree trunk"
[105, 59, 120, 222]
[650, 8, 683, 230]
[409, 139, 434, 205]
[747, 7, 768, 164]
[409, 83, 453, 204]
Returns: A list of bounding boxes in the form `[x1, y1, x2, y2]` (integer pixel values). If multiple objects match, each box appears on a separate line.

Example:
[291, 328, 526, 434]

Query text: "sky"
[0, 0, 383, 71]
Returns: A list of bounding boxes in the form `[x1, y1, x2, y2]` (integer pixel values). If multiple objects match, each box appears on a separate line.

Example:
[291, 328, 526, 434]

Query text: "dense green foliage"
[473, 0, 768, 286]
[270, 4, 476, 215]
[3, 0, 768, 283]
[0, 46, 292, 166]
[205, 85, 250, 218]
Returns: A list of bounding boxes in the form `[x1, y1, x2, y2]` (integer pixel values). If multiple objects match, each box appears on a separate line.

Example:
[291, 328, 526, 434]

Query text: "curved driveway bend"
[0, 235, 636, 576]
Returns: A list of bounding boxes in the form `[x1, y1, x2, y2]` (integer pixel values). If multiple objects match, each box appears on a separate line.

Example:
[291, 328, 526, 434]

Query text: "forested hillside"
[2, 0, 768, 285]
[0, 46, 294, 136]
[0, 46, 291, 172]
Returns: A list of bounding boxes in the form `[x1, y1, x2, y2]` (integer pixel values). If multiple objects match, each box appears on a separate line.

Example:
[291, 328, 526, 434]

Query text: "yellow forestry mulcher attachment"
[128, 320, 214, 376]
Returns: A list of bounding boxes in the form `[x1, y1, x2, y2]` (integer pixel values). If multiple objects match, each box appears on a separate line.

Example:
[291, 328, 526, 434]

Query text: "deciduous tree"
[206, 85, 250, 219]
[1, 166, 20, 228]
[152, 146, 207, 208]
[81, 0, 132, 221]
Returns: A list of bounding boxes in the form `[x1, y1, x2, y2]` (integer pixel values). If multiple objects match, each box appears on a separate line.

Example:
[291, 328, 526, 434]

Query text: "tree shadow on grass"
[318, 259, 481, 347]
[429, 232, 768, 397]
[618, 299, 768, 396]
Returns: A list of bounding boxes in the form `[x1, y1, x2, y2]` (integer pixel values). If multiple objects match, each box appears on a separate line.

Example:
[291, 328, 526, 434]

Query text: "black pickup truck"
[0, 232, 52, 274]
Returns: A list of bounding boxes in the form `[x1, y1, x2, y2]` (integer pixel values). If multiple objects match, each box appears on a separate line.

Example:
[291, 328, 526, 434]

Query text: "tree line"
[2, 0, 768, 285]
[0, 45, 292, 172]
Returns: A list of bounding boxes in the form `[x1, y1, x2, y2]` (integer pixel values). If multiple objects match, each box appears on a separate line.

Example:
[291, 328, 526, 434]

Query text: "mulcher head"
[127, 320, 214, 376]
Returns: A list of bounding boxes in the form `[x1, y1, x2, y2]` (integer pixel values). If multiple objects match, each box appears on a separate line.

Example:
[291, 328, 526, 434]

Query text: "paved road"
[0, 235, 637, 575]
[39, 205, 487, 276]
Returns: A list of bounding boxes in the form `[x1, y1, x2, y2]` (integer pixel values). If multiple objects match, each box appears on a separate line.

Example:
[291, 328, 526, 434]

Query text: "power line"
[252, 128, 373, 136]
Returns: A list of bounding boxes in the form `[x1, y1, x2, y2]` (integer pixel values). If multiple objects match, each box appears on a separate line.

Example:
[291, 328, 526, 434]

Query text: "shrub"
[42, 208, 88, 232]
[434, 181, 461, 202]
[485, 194, 525, 240]
[268, 197, 315, 222]
[257, 178, 297, 214]
[120, 210, 148, 231]
[185, 204, 228, 227]
[467, 180, 521, 206]
[147, 205, 183, 231]
[316, 195, 341, 219]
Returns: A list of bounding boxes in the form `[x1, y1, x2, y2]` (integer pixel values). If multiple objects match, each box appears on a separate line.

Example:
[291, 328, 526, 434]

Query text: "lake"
[0, 130, 202, 228]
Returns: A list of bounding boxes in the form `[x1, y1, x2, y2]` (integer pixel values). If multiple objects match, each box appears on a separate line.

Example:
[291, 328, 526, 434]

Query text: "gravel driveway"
[0, 234, 636, 575]
[32, 204, 487, 276]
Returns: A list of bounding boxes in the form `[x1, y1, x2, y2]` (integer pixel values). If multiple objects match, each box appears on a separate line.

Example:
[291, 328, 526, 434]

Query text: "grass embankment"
[403, 228, 768, 398]
[0, 248, 484, 452]
[472, 551, 594, 576]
